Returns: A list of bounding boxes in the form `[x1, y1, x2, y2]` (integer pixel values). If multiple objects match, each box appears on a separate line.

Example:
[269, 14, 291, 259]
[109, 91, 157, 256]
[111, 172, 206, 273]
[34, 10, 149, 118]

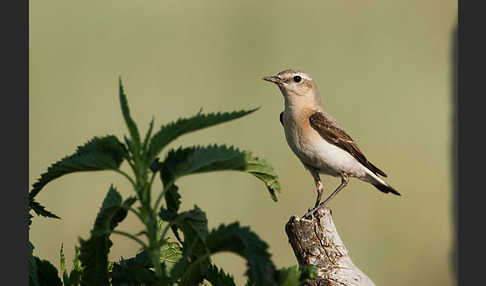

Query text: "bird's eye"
[293, 75, 302, 83]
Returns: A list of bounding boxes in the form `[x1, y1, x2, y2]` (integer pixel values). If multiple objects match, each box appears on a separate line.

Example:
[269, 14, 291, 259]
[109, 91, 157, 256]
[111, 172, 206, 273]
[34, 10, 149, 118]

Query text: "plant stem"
[148, 171, 157, 191]
[114, 170, 136, 188]
[126, 147, 165, 279]
[111, 230, 149, 249]
[128, 207, 145, 223]
[145, 214, 164, 278]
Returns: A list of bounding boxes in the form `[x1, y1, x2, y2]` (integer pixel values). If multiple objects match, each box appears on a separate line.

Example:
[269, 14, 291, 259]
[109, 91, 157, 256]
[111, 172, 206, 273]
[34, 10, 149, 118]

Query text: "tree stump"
[285, 207, 376, 286]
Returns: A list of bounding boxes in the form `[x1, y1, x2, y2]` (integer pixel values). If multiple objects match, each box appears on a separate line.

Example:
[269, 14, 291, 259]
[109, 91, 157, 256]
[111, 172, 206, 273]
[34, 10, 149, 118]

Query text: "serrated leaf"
[242, 153, 280, 202]
[142, 117, 155, 155]
[69, 245, 83, 286]
[29, 242, 40, 286]
[168, 206, 210, 286]
[60, 244, 83, 286]
[205, 264, 236, 286]
[158, 183, 181, 239]
[60, 244, 69, 284]
[160, 144, 281, 203]
[111, 250, 165, 286]
[78, 236, 111, 286]
[165, 184, 181, 215]
[119, 250, 151, 268]
[73, 245, 82, 272]
[174, 206, 209, 253]
[79, 186, 136, 286]
[92, 187, 137, 235]
[110, 262, 160, 286]
[119, 79, 141, 153]
[110, 243, 180, 286]
[206, 223, 278, 286]
[117, 241, 182, 273]
[29, 135, 126, 202]
[34, 257, 63, 286]
[170, 221, 278, 286]
[147, 108, 259, 161]
[123, 135, 134, 161]
[29, 199, 60, 219]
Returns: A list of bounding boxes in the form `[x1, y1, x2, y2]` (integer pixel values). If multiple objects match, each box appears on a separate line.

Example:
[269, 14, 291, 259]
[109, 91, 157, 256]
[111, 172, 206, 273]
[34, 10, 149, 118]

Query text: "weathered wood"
[285, 207, 376, 286]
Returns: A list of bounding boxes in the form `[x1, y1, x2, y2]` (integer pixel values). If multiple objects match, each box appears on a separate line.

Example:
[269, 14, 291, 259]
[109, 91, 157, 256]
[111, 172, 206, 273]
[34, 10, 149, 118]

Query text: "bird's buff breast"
[282, 111, 366, 178]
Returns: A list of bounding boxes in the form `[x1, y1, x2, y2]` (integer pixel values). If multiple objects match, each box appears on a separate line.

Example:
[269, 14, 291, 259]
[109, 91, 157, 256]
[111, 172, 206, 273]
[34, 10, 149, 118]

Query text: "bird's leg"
[304, 170, 323, 217]
[305, 173, 348, 218]
[321, 173, 349, 206]
[311, 171, 323, 208]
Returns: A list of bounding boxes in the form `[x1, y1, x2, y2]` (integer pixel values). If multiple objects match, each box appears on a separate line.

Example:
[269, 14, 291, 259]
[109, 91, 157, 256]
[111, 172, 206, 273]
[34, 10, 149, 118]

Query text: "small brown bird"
[263, 69, 400, 215]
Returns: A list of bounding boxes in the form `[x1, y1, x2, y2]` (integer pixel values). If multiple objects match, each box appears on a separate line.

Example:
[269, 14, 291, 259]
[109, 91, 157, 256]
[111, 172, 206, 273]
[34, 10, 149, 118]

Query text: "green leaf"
[110, 262, 160, 286]
[111, 241, 180, 285]
[160, 144, 281, 202]
[168, 206, 211, 286]
[169, 220, 279, 286]
[164, 184, 181, 215]
[29, 135, 127, 202]
[92, 187, 137, 235]
[147, 108, 259, 161]
[277, 266, 300, 286]
[158, 183, 181, 239]
[111, 252, 162, 286]
[244, 154, 281, 202]
[29, 242, 40, 286]
[29, 199, 60, 219]
[277, 265, 319, 286]
[123, 135, 135, 162]
[142, 117, 155, 155]
[174, 206, 209, 255]
[60, 244, 83, 286]
[118, 250, 152, 268]
[160, 241, 183, 273]
[71, 245, 83, 285]
[299, 265, 319, 282]
[206, 223, 278, 286]
[119, 78, 141, 153]
[205, 264, 236, 286]
[157, 161, 180, 238]
[79, 186, 136, 286]
[60, 244, 69, 284]
[78, 237, 111, 286]
[34, 257, 63, 286]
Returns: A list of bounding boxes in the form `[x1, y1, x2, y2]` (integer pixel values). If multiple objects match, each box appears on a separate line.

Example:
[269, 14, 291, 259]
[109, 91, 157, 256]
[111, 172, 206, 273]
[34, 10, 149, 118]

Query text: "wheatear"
[263, 69, 400, 215]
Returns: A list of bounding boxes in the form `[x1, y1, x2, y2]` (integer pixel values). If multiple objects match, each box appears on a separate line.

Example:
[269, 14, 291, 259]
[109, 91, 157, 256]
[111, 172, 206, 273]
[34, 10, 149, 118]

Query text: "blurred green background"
[29, 1, 457, 285]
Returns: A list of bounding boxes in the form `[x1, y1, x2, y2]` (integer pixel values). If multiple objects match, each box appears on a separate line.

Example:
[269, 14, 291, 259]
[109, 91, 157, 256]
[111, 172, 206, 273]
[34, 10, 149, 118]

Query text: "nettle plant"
[28, 80, 317, 286]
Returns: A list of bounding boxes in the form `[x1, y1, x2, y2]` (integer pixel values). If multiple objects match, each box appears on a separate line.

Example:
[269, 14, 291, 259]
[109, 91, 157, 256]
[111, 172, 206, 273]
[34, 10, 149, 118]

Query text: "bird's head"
[263, 69, 321, 109]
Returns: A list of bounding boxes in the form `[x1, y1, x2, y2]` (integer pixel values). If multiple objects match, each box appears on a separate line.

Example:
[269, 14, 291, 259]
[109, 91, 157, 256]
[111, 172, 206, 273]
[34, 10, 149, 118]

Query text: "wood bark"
[285, 207, 376, 286]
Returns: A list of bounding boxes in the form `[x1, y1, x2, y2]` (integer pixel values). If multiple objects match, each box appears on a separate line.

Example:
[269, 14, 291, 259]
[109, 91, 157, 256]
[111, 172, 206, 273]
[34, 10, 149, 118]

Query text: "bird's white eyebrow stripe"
[298, 73, 312, 81]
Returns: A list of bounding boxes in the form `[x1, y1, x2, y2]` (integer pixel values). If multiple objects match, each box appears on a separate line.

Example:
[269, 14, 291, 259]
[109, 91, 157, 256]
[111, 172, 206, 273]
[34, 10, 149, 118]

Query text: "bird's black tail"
[373, 183, 401, 196]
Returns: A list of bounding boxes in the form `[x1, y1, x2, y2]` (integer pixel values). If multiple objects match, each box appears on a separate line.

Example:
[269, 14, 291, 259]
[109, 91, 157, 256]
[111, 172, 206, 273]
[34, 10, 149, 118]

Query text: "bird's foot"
[304, 202, 326, 218]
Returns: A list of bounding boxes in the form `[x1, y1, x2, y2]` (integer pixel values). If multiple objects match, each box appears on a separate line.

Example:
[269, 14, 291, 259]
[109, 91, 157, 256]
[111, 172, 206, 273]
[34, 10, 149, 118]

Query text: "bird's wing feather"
[309, 112, 387, 177]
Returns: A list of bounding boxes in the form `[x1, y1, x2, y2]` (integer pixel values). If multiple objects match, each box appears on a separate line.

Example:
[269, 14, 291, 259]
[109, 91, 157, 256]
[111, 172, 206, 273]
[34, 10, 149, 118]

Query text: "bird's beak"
[262, 75, 282, 84]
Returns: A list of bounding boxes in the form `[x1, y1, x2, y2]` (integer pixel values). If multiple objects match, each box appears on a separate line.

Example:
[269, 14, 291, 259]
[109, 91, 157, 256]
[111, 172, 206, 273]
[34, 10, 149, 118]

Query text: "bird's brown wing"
[309, 112, 387, 177]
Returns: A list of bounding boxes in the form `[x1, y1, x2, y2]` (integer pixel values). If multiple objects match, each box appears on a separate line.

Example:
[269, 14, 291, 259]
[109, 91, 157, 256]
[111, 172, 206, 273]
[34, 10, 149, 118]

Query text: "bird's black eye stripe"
[293, 75, 302, 83]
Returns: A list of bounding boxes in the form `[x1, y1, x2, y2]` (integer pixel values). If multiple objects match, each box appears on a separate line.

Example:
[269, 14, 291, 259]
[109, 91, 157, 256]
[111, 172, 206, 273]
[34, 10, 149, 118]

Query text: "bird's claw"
[304, 202, 325, 218]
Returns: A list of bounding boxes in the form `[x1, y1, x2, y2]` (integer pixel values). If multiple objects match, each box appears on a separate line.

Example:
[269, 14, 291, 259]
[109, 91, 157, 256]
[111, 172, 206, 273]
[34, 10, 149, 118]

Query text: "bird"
[262, 69, 400, 216]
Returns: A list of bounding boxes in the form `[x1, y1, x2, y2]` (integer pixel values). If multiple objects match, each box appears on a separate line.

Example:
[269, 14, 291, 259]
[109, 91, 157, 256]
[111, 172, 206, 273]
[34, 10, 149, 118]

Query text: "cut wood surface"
[285, 207, 376, 286]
